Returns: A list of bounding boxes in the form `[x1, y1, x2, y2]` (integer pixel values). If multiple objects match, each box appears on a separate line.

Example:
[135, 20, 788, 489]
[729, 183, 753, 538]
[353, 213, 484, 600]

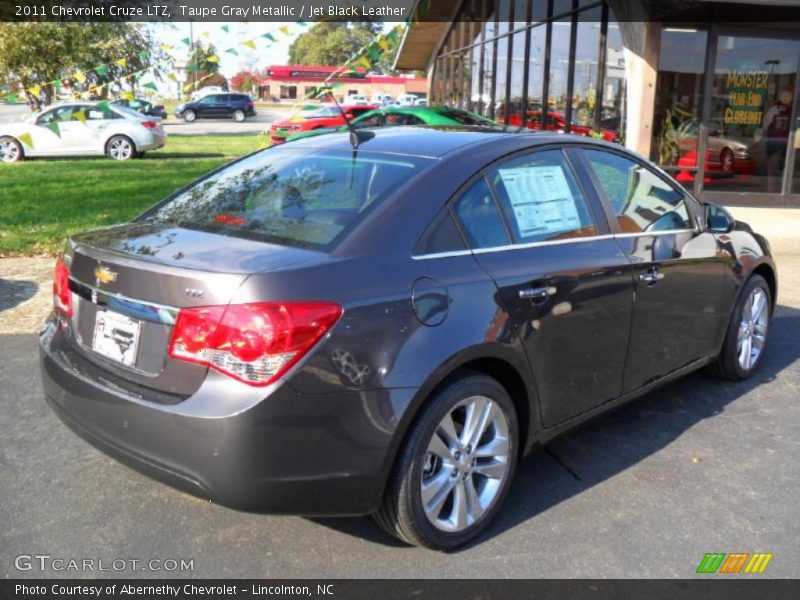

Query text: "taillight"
[247, 101, 254, 107]
[53, 256, 73, 317]
[168, 302, 342, 386]
[141, 120, 159, 130]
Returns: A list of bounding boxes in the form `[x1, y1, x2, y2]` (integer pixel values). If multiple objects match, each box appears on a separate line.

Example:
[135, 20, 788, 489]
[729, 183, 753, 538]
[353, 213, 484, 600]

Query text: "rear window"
[437, 109, 496, 126]
[144, 147, 432, 250]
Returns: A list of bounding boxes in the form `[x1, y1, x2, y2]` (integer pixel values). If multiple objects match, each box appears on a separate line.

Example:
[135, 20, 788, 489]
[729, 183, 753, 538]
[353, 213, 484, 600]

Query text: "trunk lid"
[63, 222, 330, 398]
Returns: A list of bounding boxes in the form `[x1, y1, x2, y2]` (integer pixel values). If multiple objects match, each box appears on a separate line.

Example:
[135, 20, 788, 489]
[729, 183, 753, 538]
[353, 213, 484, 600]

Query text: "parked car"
[371, 93, 394, 106]
[111, 97, 168, 120]
[268, 103, 377, 144]
[675, 118, 756, 174]
[345, 94, 369, 105]
[0, 102, 166, 163]
[398, 94, 420, 106]
[285, 106, 499, 143]
[506, 110, 618, 142]
[174, 93, 256, 123]
[40, 128, 776, 550]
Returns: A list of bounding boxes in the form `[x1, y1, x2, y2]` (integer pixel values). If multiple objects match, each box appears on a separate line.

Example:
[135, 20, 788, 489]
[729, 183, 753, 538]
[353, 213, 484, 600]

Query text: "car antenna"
[324, 89, 374, 149]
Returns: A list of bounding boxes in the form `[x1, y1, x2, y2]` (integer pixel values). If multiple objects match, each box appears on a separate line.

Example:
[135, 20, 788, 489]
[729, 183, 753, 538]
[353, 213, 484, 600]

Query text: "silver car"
[0, 102, 166, 163]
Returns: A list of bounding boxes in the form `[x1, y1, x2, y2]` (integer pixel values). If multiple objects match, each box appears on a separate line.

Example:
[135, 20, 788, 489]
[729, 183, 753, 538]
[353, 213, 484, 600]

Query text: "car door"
[574, 147, 730, 392]
[31, 105, 93, 154]
[196, 95, 219, 118]
[451, 148, 635, 427]
[84, 104, 124, 154]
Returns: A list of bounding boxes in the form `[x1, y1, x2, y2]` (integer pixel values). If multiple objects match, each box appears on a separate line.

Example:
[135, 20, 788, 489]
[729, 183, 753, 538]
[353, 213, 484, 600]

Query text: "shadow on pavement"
[312, 304, 800, 548]
[0, 278, 38, 312]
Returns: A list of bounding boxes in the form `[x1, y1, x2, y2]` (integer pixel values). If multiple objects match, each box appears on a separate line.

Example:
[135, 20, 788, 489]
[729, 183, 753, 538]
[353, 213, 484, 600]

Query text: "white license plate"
[92, 310, 141, 367]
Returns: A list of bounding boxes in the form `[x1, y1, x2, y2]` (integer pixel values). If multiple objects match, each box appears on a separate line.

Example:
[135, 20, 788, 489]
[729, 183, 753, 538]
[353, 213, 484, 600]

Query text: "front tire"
[183, 109, 197, 123]
[708, 274, 771, 380]
[106, 135, 135, 161]
[375, 373, 518, 550]
[0, 136, 24, 163]
[232, 109, 245, 122]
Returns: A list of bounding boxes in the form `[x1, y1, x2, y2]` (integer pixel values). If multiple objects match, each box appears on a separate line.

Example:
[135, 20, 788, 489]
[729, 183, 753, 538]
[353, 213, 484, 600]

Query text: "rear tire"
[375, 373, 518, 550]
[232, 109, 245, 122]
[183, 110, 196, 123]
[707, 274, 771, 380]
[106, 135, 135, 161]
[0, 136, 24, 163]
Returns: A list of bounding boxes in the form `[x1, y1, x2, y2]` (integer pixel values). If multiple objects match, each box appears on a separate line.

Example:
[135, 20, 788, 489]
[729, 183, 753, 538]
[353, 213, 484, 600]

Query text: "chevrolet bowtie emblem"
[94, 266, 118, 286]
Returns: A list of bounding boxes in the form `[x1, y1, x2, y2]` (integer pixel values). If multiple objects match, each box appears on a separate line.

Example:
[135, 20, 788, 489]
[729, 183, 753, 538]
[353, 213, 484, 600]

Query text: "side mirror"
[705, 202, 735, 234]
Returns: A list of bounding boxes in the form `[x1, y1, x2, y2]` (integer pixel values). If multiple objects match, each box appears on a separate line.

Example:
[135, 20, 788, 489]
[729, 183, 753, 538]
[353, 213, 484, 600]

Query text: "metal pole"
[694, 22, 718, 198]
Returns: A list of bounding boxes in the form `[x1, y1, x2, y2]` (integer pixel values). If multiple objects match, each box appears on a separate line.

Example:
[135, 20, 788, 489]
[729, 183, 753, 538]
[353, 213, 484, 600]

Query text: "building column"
[616, 19, 661, 157]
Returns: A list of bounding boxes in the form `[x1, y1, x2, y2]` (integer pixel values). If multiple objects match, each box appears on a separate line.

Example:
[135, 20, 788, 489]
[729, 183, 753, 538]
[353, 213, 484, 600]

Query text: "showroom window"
[431, 0, 624, 139]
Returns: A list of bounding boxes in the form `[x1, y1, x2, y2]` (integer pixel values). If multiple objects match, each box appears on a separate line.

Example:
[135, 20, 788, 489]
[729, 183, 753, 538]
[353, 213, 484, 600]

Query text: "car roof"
[282, 125, 579, 159]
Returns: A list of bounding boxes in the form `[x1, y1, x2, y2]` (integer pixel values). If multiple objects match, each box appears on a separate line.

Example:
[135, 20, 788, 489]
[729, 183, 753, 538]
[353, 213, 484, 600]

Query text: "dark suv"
[174, 93, 256, 122]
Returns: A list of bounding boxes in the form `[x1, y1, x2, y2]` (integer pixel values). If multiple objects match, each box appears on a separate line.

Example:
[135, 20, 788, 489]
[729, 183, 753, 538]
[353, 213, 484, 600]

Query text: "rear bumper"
[39, 318, 414, 515]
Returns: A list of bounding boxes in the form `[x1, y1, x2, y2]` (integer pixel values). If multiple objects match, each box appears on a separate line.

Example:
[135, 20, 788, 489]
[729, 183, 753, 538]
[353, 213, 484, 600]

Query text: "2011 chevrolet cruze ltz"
[40, 127, 776, 550]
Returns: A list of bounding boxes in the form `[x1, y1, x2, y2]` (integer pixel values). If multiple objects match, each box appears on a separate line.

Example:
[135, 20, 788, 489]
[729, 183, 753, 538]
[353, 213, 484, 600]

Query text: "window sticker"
[497, 165, 581, 238]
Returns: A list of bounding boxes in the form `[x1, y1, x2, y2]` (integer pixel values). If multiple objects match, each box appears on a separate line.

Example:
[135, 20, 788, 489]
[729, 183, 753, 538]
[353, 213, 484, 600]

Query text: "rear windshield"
[143, 146, 433, 250]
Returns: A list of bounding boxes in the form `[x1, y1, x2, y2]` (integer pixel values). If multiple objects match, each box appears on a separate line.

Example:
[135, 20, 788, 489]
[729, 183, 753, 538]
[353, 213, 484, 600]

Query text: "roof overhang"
[394, 1, 462, 71]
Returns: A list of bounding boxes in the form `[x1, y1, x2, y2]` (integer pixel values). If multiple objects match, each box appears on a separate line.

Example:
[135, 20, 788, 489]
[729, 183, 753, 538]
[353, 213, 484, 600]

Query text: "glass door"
[702, 33, 800, 195]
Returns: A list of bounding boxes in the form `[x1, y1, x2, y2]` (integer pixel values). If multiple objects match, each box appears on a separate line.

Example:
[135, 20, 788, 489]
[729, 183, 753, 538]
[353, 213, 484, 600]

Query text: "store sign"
[723, 70, 768, 125]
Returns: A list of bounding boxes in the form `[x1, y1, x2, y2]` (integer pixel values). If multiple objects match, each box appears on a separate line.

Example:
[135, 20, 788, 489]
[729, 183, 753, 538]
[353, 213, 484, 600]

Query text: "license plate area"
[92, 310, 141, 367]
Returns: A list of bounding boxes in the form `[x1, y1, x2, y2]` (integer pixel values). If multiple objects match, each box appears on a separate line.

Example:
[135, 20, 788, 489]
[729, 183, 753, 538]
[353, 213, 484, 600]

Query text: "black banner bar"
[2, 580, 800, 600]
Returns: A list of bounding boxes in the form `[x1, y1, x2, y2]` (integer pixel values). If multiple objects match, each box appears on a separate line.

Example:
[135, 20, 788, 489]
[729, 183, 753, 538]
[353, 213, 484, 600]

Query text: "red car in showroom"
[269, 104, 377, 144]
[505, 110, 618, 142]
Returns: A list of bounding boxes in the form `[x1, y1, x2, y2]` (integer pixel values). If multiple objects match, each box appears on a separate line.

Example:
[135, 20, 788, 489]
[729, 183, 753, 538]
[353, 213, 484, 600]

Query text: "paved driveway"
[1, 209, 798, 578]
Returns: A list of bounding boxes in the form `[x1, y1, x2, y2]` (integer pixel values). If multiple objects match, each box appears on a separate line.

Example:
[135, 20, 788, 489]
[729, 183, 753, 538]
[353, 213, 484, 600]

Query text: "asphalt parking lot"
[1, 208, 798, 578]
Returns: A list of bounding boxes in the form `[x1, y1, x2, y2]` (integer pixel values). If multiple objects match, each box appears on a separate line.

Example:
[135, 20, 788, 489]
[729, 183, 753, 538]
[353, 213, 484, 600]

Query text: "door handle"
[639, 268, 664, 285]
[519, 286, 557, 300]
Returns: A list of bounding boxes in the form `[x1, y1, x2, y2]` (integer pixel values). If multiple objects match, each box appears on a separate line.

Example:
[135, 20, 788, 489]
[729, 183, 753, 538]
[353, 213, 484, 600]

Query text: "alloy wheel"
[737, 287, 768, 370]
[0, 139, 20, 163]
[108, 137, 133, 161]
[420, 395, 511, 533]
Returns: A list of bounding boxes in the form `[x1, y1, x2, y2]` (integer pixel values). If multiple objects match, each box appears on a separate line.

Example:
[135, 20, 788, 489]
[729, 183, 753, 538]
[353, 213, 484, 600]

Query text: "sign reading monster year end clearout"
[723, 70, 769, 125]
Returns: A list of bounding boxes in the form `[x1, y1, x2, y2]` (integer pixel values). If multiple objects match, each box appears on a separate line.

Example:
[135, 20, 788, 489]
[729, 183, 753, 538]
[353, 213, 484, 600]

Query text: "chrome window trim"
[411, 228, 700, 260]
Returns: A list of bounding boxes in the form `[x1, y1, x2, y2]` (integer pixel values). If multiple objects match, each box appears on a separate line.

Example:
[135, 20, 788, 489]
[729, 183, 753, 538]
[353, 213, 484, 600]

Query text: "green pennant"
[187, 64, 200, 73]
[387, 29, 399, 43]
[95, 64, 108, 76]
[297, 20, 308, 27]
[143, 82, 158, 92]
[262, 33, 277, 42]
[221, 25, 229, 33]
[225, 48, 239, 56]
[95, 101, 109, 111]
[181, 37, 191, 46]
[46, 122, 61, 137]
[138, 51, 149, 61]
[5, 93, 18, 103]
[368, 48, 381, 60]
[52, 79, 62, 91]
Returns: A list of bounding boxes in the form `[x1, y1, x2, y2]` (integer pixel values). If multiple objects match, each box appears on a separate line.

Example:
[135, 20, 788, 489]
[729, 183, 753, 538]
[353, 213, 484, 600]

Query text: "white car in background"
[397, 94, 420, 107]
[0, 102, 166, 163]
[345, 94, 368, 105]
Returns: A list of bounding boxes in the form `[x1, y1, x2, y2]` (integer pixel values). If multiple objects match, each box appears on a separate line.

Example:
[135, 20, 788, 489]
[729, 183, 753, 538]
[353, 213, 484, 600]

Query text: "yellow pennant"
[73, 71, 86, 83]
[121, 91, 135, 101]
[161, 43, 173, 51]
[378, 38, 390, 50]
[28, 84, 41, 97]
[167, 72, 178, 82]
[243, 39, 257, 50]
[201, 30, 210, 38]
[72, 109, 87, 123]
[207, 55, 219, 63]
[279, 25, 290, 36]
[18, 132, 33, 148]
[115, 58, 127, 68]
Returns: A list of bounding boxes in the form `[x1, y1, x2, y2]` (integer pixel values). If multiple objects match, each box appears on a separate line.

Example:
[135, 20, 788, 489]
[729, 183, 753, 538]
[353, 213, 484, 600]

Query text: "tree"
[288, 23, 377, 68]
[0, 23, 162, 105]
[230, 70, 262, 94]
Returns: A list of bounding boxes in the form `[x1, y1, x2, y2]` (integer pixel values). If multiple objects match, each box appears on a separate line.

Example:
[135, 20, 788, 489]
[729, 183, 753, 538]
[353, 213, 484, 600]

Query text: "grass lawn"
[0, 135, 262, 257]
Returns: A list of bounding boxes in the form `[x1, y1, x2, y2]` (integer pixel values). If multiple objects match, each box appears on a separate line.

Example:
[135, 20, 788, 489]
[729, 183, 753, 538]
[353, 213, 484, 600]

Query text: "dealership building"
[259, 65, 427, 104]
[396, 0, 800, 206]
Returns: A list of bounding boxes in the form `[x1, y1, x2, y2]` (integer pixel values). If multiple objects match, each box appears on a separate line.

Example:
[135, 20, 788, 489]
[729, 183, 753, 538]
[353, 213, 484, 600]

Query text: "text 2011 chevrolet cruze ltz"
[40, 127, 776, 550]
